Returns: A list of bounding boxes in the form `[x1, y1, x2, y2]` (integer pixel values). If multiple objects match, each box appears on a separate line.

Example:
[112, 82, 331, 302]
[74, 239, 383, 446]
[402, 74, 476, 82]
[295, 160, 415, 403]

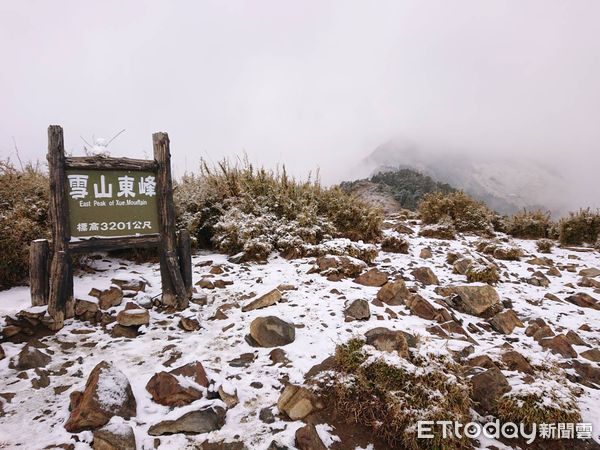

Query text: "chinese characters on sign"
[66, 170, 159, 238]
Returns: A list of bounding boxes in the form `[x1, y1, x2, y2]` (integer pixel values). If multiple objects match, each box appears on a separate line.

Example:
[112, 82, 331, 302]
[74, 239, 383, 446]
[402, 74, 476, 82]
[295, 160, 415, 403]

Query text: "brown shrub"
[558, 208, 600, 246]
[505, 210, 554, 239]
[418, 191, 493, 234]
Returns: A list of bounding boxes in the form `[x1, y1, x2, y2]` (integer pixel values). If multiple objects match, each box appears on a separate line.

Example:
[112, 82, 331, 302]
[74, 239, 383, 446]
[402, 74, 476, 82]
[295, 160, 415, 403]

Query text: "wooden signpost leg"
[47, 126, 74, 328]
[153, 132, 188, 310]
[30, 239, 50, 306]
[177, 230, 193, 299]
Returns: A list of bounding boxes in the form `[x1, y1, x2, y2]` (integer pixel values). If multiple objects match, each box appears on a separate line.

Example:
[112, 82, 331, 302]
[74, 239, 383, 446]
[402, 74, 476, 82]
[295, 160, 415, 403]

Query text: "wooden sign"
[30, 126, 192, 330]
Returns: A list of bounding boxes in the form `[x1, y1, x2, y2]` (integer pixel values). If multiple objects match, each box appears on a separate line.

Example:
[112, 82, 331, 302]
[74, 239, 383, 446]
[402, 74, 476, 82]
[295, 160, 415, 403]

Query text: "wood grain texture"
[177, 230, 193, 299]
[69, 234, 161, 253]
[29, 239, 50, 306]
[65, 156, 157, 171]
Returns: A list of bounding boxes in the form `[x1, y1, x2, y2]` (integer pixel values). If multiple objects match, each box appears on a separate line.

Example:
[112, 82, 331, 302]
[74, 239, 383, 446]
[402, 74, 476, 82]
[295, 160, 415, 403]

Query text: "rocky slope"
[0, 216, 599, 449]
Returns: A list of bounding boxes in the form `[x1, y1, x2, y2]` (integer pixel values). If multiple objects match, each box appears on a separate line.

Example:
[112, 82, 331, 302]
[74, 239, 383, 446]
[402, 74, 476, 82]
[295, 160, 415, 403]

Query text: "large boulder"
[470, 367, 511, 414]
[146, 362, 209, 407]
[354, 268, 388, 287]
[65, 361, 136, 432]
[442, 285, 501, 317]
[93, 422, 136, 450]
[365, 327, 408, 357]
[148, 406, 226, 436]
[249, 316, 296, 347]
[376, 279, 410, 306]
[242, 289, 282, 312]
[344, 299, 370, 321]
[277, 384, 323, 420]
[540, 335, 577, 358]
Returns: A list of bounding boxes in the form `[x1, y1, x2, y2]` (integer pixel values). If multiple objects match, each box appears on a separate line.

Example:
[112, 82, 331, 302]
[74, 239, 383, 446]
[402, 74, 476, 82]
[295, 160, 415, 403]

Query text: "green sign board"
[66, 169, 159, 238]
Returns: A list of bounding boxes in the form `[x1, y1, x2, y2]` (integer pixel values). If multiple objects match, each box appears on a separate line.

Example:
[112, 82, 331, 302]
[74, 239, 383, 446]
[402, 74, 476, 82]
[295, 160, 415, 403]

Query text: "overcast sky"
[1, 1, 599, 196]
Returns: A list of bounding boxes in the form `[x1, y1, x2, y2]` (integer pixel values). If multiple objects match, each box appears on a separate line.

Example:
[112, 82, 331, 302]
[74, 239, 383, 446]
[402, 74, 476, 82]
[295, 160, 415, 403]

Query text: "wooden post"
[177, 230, 193, 300]
[30, 239, 50, 306]
[153, 132, 187, 310]
[47, 125, 74, 327]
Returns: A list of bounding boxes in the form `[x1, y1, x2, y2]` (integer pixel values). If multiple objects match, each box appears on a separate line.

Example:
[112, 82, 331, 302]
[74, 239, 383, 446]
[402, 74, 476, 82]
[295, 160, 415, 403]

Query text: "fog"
[1, 1, 599, 211]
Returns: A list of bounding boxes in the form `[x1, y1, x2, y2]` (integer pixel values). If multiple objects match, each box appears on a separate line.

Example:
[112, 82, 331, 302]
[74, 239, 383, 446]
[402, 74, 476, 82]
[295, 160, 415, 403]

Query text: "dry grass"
[536, 239, 554, 254]
[326, 339, 473, 450]
[497, 393, 580, 427]
[505, 210, 554, 239]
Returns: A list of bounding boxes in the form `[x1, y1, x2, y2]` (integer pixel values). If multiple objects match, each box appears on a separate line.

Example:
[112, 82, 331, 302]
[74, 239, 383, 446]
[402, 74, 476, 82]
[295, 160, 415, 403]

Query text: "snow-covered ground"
[0, 223, 599, 449]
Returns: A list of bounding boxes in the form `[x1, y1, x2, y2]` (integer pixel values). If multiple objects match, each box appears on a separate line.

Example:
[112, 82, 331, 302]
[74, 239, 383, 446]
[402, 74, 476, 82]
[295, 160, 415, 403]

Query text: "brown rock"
[467, 355, 497, 369]
[64, 361, 136, 432]
[316, 255, 366, 278]
[277, 384, 323, 420]
[540, 335, 577, 358]
[405, 294, 439, 321]
[148, 407, 226, 436]
[249, 316, 295, 347]
[90, 287, 123, 310]
[579, 268, 600, 277]
[501, 351, 534, 374]
[453, 258, 473, 275]
[381, 235, 409, 254]
[580, 348, 600, 362]
[146, 362, 209, 407]
[93, 423, 136, 450]
[411, 267, 439, 285]
[110, 278, 146, 292]
[470, 367, 511, 414]
[419, 247, 433, 259]
[179, 317, 201, 331]
[295, 424, 327, 450]
[242, 289, 282, 312]
[354, 268, 388, 287]
[376, 279, 410, 306]
[116, 309, 149, 327]
[443, 285, 501, 317]
[365, 327, 408, 357]
[11, 345, 51, 370]
[344, 299, 370, 321]
[564, 293, 600, 310]
[489, 310, 524, 335]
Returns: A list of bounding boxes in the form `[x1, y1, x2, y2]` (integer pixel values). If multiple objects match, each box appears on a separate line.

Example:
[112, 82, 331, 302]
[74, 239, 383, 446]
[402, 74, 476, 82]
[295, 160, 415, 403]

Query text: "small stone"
[470, 367, 511, 414]
[116, 309, 149, 327]
[365, 327, 408, 357]
[489, 310, 524, 335]
[249, 316, 295, 347]
[540, 335, 577, 358]
[11, 345, 51, 370]
[501, 351, 534, 374]
[241, 289, 282, 312]
[580, 348, 600, 362]
[277, 384, 323, 420]
[354, 268, 389, 287]
[148, 407, 226, 436]
[295, 424, 327, 450]
[411, 267, 439, 285]
[564, 293, 600, 310]
[179, 317, 200, 331]
[93, 422, 136, 450]
[419, 247, 433, 259]
[376, 279, 410, 306]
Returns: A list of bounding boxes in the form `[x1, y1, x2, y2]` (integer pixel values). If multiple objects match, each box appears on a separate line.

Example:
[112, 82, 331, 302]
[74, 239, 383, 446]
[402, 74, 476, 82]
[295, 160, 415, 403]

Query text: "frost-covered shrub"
[0, 161, 50, 289]
[558, 208, 600, 246]
[418, 191, 493, 234]
[175, 159, 383, 260]
[304, 238, 378, 264]
[381, 235, 409, 254]
[418, 218, 457, 240]
[536, 238, 554, 254]
[505, 210, 553, 239]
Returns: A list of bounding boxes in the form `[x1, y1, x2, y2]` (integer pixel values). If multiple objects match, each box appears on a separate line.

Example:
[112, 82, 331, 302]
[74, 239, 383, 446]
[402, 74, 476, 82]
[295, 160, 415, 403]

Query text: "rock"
[405, 294, 439, 321]
[470, 367, 511, 414]
[467, 355, 497, 369]
[111, 324, 138, 339]
[179, 317, 201, 331]
[411, 267, 439, 285]
[527, 271, 550, 287]
[116, 309, 149, 327]
[501, 351, 534, 374]
[295, 424, 327, 450]
[218, 383, 238, 408]
[532, 326, 555, 342]
[242, 289, 282, 312]
[64, 361, 136, 432]
[148, 406, 226, 436]
[110, 278, 146, 292]
[259, 407, 275, 424]
[580, 349, 600, 362]
[546, 267, 562, 277]
[364, 327, 408, 357]
[196, 278, 215, 289]
[11, 345, 51, 370]
[0, 344, 4, 361]
[579, 268, 600, 278]
[381, 235, 409, 254]
[565, 330, 586, 346]
[493, 246, 523, 261]
[453, 258, 472, 275]
[395, 223, 414, 234]
[579, 277, 600, 289]
[344, 299, 370, 321]
[489, 310, 523, 335]
[277, 284, 297, 291]
[540, 335, 577, 358]
[419, 247, 433, 259]
[564, 293, 600, 310]
[376, 279, 410, 306]
[354, 268, 388, 287]
[571, 360, 600, 387]
[75, 299, 99, 320]
[277, 384, 323, 420]
[90, 286, 123, 310]
[269, 348, 289, 365]
[93, 422, 136, 450]
[316, 255, 366, 278]
[146, 361, 209, 407]
[419, 222, 456, 240]
[443, 285, 501, 317]
[249, 316, 295, 347]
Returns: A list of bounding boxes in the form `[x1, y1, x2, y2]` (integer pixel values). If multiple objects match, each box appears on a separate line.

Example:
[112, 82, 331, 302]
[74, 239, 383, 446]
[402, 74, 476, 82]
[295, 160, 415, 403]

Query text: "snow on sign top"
[66, 169, 159, 238]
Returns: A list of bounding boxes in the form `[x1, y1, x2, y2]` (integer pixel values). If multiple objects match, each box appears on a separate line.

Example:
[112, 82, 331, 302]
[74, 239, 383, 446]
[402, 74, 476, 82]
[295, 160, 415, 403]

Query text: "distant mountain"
[360, 139, 567, 215]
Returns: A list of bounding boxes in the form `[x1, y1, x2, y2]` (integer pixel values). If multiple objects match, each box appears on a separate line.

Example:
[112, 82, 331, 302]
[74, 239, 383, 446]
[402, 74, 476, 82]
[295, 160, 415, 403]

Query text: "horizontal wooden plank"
[68, 233, 161, 253]
[65, 156, 157, 171]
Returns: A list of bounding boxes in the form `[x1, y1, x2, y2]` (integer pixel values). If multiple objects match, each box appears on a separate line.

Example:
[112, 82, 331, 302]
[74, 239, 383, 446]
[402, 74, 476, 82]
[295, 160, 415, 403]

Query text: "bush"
[558, 208, 600, 246]
[536, 239, 554, 254]
[325, 339, 472, 449]
[505, 210, 553, 239]
[418, 191, 493, 234]
[175, 159, 383, 260]
[0, 161, 50, 289]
